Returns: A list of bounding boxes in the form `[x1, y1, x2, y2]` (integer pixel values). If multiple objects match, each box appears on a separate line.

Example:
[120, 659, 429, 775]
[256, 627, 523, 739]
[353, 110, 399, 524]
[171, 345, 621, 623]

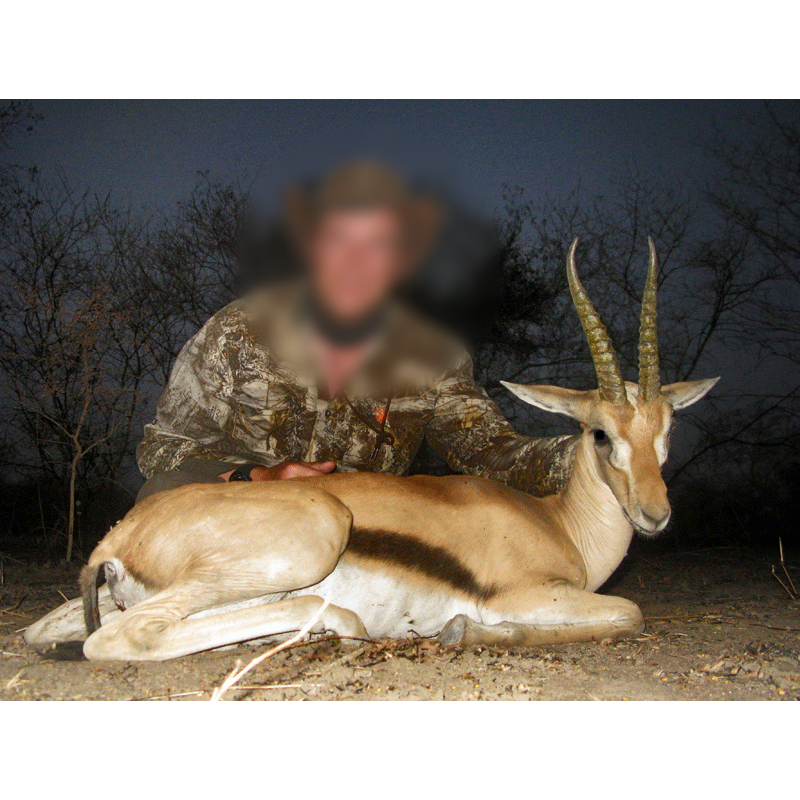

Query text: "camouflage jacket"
[136, 281, 577, 496]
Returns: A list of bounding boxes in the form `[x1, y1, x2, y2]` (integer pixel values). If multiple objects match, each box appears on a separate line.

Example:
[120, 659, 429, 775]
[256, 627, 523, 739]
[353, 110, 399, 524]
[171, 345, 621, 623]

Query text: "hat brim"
[285, 188, 442, 269]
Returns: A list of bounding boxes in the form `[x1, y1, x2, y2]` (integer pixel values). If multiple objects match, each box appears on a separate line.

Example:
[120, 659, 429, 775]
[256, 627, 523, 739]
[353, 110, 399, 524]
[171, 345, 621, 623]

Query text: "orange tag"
[374, 406, 388, 425]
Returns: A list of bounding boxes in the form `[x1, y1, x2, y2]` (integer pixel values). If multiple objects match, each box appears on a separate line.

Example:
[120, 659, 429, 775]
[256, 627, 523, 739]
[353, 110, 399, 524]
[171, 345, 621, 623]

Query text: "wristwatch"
[228, 464, 260, 482]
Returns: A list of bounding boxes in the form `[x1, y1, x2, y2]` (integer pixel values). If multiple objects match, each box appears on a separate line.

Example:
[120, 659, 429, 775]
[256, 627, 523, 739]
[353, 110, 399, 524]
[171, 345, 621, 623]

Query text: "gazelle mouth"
[621, 508, 662, 537]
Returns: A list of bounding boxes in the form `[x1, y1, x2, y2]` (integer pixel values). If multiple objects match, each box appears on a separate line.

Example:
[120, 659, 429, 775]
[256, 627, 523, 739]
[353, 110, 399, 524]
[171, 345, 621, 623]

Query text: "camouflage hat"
[285, 159, 442, 267]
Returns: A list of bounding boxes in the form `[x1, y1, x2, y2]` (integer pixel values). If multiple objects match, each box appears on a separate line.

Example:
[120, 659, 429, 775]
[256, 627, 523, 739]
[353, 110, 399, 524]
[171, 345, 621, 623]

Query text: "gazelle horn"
[566, 238, 628, 405]
[638, 237, 661, 400]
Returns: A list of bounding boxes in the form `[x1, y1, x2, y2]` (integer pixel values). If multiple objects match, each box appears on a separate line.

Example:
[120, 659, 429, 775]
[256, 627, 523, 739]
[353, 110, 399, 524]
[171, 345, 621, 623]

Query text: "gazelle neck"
[556, 434, 635, 592]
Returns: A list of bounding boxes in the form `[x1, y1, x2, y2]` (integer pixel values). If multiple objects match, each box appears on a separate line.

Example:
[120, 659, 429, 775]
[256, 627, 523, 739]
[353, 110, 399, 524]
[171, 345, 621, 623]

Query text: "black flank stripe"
[347, 528, 498, 601]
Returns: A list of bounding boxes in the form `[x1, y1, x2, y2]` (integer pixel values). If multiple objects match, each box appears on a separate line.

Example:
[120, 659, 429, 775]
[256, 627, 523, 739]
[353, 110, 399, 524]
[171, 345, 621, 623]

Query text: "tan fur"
[88, 481, 354, 596]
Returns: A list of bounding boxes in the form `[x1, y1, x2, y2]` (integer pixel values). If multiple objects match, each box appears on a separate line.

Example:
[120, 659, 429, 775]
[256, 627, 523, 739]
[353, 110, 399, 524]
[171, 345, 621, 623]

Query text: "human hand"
[250, 460, 337, 481]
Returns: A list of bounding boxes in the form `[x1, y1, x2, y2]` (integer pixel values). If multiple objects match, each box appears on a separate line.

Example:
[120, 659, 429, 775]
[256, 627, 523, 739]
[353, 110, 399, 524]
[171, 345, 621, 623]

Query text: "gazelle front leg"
[439, 584, 644, 647]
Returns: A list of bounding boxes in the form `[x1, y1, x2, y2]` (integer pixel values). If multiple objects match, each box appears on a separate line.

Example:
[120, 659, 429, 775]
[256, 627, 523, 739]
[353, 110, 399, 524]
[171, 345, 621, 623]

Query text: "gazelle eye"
[593, 429, 608, 444]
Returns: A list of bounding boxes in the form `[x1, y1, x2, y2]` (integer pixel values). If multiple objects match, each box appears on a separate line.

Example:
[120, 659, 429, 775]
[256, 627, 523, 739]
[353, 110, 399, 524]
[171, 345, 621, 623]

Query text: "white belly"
[289, 560, 478, 639]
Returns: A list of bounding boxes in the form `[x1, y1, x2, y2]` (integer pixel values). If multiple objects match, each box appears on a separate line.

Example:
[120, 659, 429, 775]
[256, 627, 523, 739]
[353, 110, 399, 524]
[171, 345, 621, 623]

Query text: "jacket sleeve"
[424, 349, 578, 496]
[136, 314, 240, 479]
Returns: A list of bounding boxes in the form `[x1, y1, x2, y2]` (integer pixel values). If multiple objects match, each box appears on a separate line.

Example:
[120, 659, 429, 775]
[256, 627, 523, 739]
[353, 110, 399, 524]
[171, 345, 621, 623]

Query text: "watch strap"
[228, 463, 261, 482]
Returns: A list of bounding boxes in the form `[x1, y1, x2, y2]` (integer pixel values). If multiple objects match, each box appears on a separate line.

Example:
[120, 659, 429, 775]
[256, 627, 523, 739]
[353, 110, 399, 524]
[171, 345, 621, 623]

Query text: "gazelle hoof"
[438, 614, 469, 646]
[33, 640, 87, 661]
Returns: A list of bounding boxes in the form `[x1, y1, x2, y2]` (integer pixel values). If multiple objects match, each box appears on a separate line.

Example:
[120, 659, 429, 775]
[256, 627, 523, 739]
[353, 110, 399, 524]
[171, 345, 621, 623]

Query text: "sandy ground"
[1, 546, 798, 701]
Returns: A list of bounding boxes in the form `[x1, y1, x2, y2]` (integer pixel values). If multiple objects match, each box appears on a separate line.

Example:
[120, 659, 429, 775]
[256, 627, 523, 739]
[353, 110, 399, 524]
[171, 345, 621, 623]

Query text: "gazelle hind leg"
[24, 585, 122, 658]
[83, 589, 368, 661]
[439, 586, 644, 647]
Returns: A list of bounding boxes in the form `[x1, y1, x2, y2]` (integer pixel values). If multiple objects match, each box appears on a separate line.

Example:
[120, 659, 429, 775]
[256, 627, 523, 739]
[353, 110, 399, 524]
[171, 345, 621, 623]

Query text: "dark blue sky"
[4, 99, 794, 483]
[11, 100, 764, 215]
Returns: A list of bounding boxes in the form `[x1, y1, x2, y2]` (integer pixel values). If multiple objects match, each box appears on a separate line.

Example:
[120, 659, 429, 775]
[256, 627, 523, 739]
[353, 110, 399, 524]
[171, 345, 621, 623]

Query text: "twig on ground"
[5, 669, 27, 690]
[712, 619, 800, 633]
[744, 621, 800, 633]
[250, 631, 373, 653]
[57, 589, 70, 603]
[771, 566, 795, 599]
[230, 684, 303, 691]
[646, 609, 800, 633]
[149, 685, 306, 700]
[0, 595, 27, 615]
[644, 613, 720, 622]
[779, 537, 797, 597]
[210, 597, 330, 702]
[149, 690, 206, 700]
[771, 537, 797, 600]
[321, 645, 367, 674]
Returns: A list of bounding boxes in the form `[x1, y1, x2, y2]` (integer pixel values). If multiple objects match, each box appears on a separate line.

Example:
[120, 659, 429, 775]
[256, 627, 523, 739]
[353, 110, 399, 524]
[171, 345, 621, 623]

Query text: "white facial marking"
[653, 410, 672, 465]
[609, 437, 632, 471]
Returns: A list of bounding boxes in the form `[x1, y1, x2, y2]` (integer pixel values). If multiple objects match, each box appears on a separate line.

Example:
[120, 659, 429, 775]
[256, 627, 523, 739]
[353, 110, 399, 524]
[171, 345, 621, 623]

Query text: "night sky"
[9, 98, 787, 414]
[10, 100, 765, 217]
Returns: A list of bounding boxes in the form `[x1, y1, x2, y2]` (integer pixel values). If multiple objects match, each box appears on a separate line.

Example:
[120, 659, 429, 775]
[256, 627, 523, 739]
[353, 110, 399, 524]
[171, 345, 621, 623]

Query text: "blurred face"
[307, 207, 405, 323]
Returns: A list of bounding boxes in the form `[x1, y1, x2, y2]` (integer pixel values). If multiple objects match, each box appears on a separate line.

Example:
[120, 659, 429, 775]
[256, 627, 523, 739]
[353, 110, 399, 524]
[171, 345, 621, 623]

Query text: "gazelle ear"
[661, 378, 720, 410]
[500, 381, 592, 421]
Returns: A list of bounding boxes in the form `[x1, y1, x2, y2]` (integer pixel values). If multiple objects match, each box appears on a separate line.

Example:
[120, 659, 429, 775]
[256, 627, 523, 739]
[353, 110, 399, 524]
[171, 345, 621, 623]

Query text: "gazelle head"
[502, 238, 719, 536]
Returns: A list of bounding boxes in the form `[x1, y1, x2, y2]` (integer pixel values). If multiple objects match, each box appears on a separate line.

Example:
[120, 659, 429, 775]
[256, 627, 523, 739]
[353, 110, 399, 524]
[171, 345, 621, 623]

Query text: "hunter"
[136, 160, 576, 502]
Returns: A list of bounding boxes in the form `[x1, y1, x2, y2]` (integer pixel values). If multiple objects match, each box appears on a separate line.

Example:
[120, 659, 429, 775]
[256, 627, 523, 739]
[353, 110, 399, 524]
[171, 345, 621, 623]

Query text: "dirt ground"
[1, 545, 798, 701]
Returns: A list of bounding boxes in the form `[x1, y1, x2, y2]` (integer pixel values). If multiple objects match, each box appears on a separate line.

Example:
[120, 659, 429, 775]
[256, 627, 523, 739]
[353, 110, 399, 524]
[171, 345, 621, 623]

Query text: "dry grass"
[771, 537, 798, 600]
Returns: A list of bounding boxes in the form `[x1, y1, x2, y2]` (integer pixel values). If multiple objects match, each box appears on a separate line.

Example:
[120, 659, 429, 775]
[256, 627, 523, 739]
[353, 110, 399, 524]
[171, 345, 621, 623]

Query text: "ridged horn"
[566, 238, 627, 405]
[638, 237, 661, 400]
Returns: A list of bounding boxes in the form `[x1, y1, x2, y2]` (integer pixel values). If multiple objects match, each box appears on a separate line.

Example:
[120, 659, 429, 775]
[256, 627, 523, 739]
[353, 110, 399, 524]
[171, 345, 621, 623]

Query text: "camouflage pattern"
[137, 281, 577, 497]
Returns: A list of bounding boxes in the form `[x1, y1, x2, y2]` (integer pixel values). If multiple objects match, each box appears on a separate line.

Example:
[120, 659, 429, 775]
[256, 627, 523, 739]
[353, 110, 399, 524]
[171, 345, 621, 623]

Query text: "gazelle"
[25, 238, 718, 661]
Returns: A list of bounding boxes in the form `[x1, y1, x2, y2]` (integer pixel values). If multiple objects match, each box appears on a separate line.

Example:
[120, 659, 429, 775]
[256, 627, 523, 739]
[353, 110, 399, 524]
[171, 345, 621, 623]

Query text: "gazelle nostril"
[647, 511, 671, 530]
